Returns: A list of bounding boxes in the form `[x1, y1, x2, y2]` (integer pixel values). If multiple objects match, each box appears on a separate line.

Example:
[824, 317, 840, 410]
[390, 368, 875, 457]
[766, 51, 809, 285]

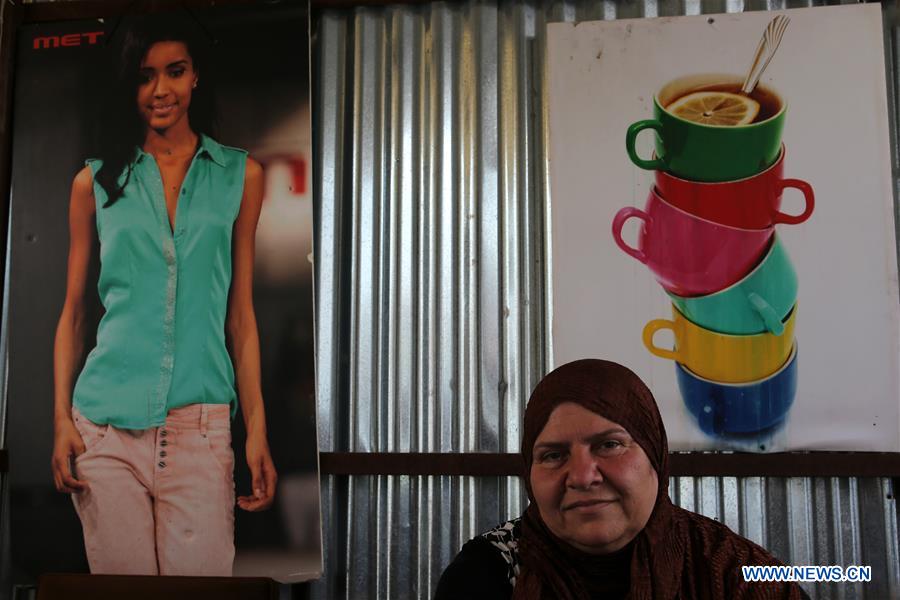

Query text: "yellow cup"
[642, 304, 796, 383]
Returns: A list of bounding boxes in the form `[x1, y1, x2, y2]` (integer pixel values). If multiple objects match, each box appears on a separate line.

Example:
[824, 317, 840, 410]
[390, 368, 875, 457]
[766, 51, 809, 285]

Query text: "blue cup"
[675, 344, 798, 436]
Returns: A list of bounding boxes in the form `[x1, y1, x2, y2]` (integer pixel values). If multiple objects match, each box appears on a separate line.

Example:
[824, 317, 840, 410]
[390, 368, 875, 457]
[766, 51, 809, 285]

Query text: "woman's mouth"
[151, 104, 176, 116]
[563, 499, 616, 512]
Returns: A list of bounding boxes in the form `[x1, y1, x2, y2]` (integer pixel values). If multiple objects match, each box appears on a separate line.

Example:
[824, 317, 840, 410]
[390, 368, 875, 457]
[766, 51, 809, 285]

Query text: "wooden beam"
[321, 452, 524, 477]
[320, 451, 900, 477]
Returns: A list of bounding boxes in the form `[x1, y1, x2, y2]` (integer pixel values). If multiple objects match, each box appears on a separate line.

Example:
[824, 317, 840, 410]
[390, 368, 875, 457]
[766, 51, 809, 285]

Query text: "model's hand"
[51, 418, 89, 494]
[238, 430, 277, 511]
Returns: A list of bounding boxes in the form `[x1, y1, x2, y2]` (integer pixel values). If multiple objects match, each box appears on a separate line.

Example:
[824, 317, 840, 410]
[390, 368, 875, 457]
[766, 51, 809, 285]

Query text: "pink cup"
[612, 189, 774, 296]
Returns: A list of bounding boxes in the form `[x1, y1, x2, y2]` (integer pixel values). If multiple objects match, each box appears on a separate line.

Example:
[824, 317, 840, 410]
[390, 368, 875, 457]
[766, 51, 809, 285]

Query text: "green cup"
[668, 235, 796, 335]
[626, 74, 786, 182]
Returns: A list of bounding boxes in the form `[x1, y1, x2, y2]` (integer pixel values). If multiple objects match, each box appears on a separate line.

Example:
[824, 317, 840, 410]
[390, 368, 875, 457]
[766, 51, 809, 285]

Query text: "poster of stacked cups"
[3, 0, 321, 586]
[547, 4, 900, 451]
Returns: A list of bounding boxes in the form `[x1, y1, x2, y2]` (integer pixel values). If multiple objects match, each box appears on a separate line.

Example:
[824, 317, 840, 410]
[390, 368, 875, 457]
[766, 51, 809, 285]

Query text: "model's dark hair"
[96, 13, 217, 206]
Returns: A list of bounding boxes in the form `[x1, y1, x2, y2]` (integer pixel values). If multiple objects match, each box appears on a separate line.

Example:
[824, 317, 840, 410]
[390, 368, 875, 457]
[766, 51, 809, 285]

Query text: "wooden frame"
[319, 452, 900, 477]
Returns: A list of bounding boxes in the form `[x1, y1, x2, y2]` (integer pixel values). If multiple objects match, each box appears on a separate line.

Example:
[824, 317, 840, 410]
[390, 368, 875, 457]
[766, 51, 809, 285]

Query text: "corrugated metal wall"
[311, 1, 900, 598]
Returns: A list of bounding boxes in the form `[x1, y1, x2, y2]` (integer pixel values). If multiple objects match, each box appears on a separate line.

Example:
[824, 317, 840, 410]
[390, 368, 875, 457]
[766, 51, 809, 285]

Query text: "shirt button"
[160, 451, 168, 458]
[158, 461, 166, 468]
[160, 440, 168, 447]
[160, 430, 168, 437]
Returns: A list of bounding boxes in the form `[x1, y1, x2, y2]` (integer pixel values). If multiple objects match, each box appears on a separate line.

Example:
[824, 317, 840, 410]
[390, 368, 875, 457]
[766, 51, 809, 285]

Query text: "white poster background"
[547, 4, 900, 451]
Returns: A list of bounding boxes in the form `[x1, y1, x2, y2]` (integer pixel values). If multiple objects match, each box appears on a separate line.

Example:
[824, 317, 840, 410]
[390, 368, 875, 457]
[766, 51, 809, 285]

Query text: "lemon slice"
[666, 91, 760, 126]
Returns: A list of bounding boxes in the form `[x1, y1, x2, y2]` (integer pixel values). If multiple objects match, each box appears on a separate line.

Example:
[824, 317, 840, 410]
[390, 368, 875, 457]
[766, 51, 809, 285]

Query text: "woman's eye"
[169, 68, 185, 78]
[596, 440, 625, 453]
[540, 451, 564, 463]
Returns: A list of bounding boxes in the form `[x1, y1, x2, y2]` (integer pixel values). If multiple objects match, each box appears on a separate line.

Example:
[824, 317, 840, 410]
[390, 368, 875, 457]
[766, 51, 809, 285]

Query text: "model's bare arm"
[51, 166, 96, 493]
[226, 157, 277, 512]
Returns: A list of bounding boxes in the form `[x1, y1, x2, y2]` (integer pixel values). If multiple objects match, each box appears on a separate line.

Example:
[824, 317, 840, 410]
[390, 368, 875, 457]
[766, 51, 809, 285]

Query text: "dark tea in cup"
[665, 82, 782, 126]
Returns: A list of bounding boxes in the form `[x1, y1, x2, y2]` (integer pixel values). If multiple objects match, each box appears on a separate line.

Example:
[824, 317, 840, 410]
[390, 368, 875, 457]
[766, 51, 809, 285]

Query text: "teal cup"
[668, 235, 796, 335]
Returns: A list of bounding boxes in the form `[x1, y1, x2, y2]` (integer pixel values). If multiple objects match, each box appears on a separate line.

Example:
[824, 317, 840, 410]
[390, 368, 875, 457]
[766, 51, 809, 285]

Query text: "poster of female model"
[546, 4, 900, 452]
[2, 0, 320, 586]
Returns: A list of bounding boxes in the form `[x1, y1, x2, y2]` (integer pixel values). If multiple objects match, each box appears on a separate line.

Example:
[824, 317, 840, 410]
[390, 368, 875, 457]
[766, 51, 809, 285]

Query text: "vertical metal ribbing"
[349, 10, 383, 456]
[885, 3, 900, 304]
[457, 3, 477, 457]
[881, 479, 900, 599]
[498, 0, 521, 460]
[752, 477, 769, 549]
[311, 8, 348, 597]
[313, 9, 347, 455]
[345, 10, 385, 598]
[788, 478, 814, 564]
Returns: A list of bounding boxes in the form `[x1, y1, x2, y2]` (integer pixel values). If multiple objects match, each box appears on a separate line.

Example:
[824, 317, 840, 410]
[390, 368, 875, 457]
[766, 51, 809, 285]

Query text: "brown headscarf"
[512, 359, 805, 600]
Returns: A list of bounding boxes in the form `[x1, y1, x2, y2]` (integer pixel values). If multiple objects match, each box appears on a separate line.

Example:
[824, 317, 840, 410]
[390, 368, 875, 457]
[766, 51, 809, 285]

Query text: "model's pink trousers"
[71, 404, 235, 576]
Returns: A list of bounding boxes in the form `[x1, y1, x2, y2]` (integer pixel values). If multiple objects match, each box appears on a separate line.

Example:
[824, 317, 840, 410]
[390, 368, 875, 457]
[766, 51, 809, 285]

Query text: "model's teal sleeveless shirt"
[73, 135, 247, 429]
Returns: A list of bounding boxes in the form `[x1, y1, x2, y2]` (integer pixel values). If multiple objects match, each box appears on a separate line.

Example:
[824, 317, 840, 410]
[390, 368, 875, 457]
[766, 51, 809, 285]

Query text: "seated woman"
[435, 359, 809, 600]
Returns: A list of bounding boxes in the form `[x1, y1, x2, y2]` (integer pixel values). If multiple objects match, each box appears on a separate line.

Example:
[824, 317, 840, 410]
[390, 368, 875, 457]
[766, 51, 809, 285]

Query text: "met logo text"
[33, 32, 104, 50]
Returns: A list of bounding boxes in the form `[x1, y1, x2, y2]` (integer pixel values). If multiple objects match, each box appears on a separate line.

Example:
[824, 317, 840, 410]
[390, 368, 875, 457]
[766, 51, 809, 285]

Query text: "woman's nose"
[566, 447, 602, 489]
[153, 78, 169, 97]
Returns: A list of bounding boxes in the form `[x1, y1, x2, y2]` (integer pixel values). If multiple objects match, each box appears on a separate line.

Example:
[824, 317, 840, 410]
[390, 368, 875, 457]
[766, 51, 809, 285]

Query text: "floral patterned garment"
[480, 518, 523, 588]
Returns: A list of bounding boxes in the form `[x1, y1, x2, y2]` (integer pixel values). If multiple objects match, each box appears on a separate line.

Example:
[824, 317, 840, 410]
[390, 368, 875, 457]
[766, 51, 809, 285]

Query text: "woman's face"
[136, 41, 197, 132]
[530, 402, 658, 554]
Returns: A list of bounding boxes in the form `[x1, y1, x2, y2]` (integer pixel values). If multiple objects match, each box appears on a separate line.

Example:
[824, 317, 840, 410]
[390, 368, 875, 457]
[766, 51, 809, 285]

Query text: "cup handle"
[773, 179, 815, 225]
[642, 319, 679, 361]
[748, 292, 785, 336]
[626, 120, 666, 171]
[611, 207, 649, 263]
